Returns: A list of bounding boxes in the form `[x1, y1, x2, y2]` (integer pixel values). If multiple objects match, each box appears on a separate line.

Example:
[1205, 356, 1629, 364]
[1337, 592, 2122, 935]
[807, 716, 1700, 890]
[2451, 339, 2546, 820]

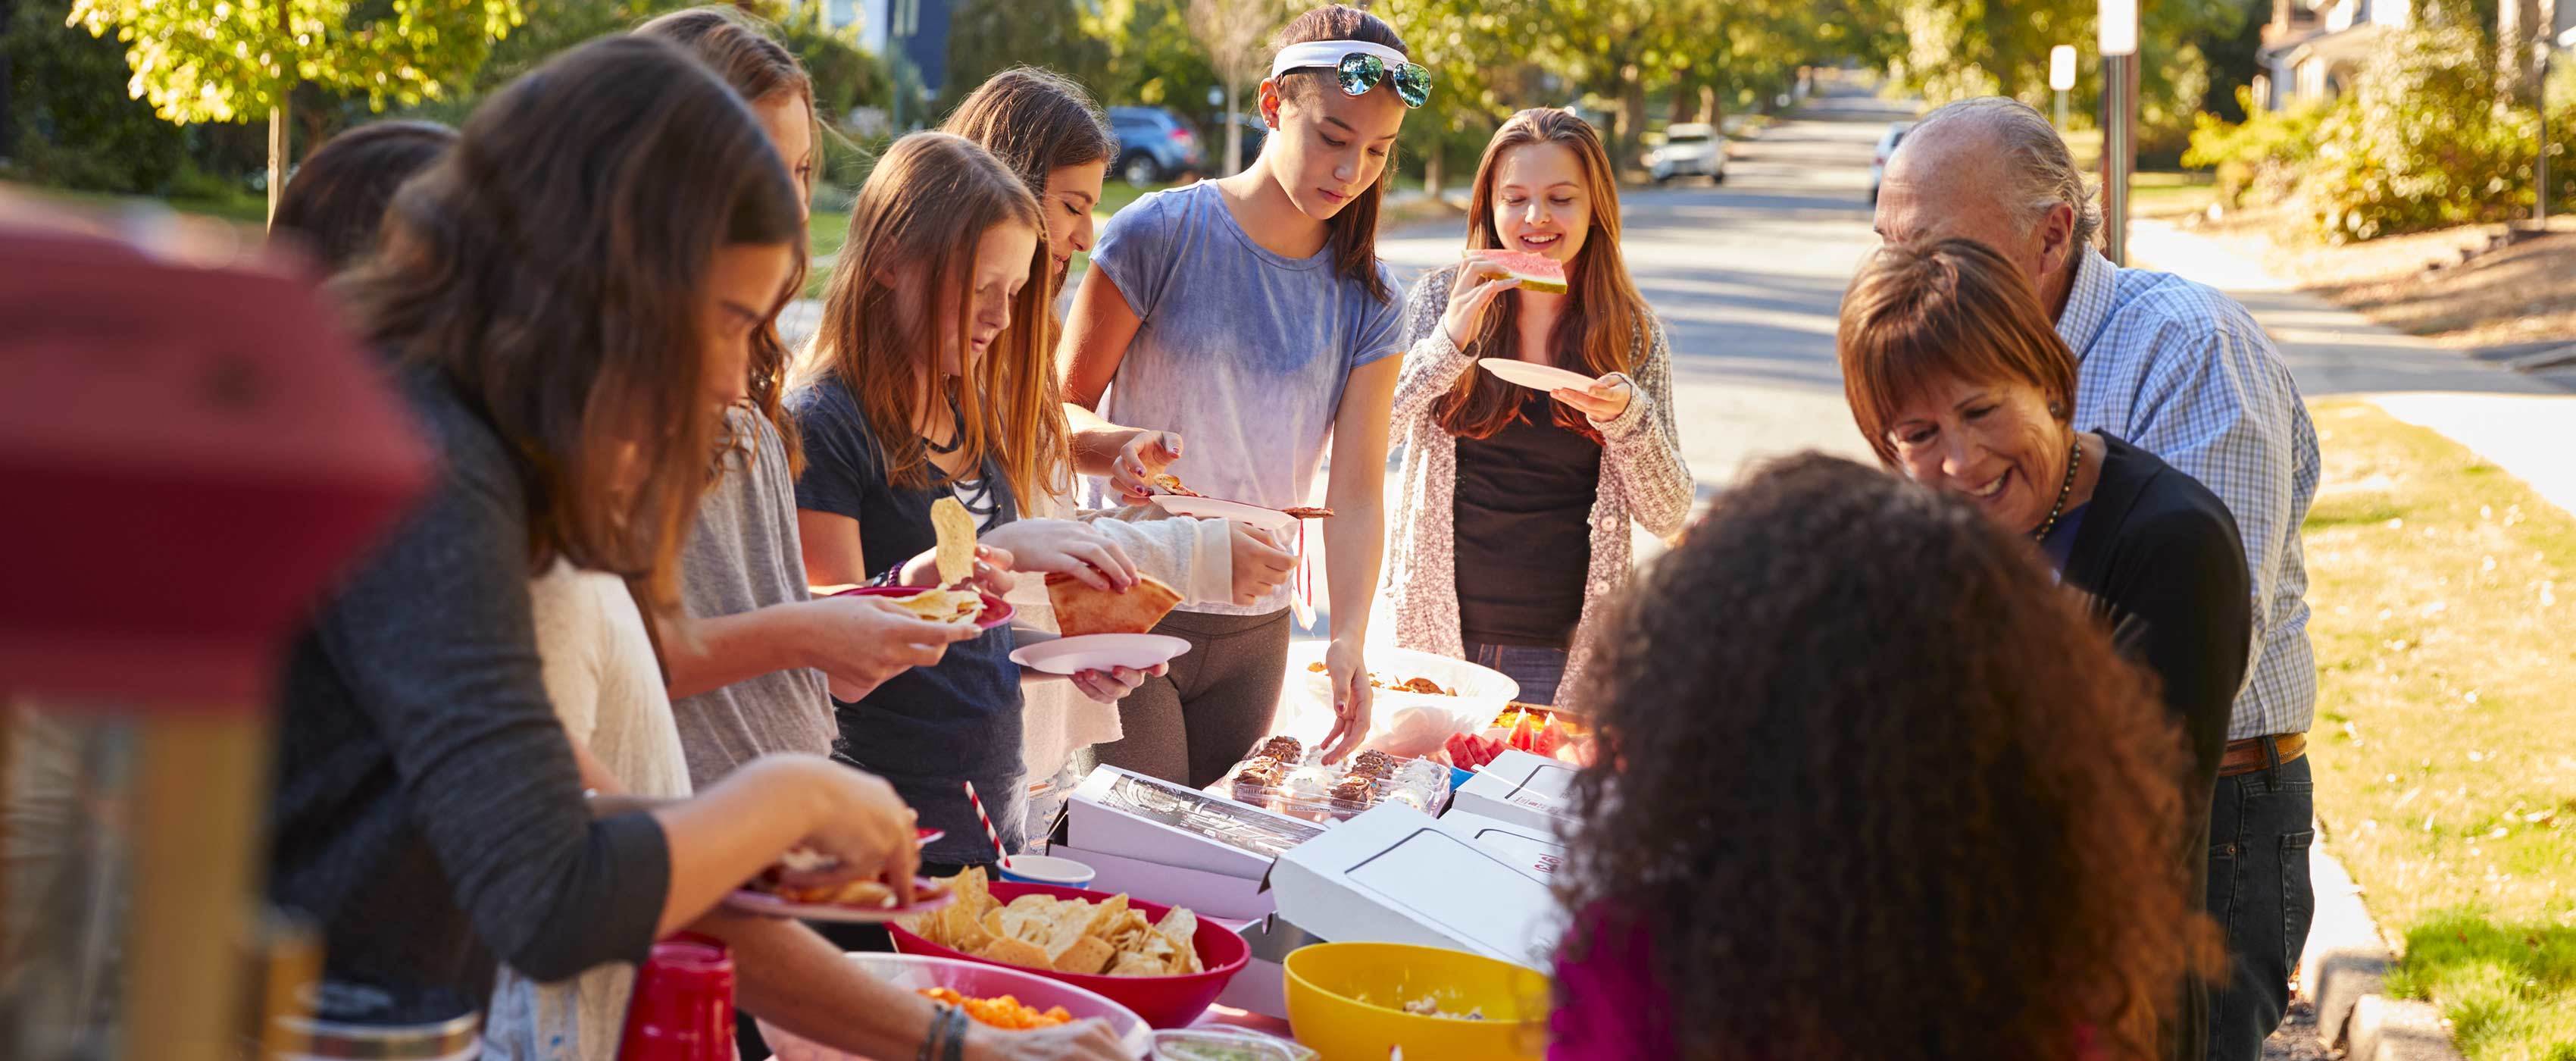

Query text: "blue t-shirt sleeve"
[1349, 262, 1407, 370]
[787, 382, 885, 522]
[1089, 192, 1174, 321]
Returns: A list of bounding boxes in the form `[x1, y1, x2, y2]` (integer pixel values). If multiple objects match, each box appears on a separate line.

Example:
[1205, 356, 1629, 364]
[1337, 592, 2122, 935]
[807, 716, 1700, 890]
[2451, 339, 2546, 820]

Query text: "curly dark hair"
[1555, 452, 2220, 1060]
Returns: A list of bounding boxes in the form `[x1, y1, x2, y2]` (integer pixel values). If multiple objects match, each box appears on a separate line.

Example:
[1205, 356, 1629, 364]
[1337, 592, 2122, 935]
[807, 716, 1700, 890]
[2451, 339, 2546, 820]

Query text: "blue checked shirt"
[2057, 249, 2320, 740]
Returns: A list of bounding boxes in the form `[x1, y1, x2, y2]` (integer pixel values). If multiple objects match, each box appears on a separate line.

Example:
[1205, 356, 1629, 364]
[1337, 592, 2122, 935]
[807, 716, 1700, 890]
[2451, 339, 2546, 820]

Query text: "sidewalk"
[2131, 220, 2576, 518]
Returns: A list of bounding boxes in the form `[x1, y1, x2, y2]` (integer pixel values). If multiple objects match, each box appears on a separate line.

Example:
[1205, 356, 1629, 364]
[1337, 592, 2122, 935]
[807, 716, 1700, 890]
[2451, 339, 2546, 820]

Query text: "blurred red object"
[618, 934, 736, 1060]
[0, 196, 431, 709]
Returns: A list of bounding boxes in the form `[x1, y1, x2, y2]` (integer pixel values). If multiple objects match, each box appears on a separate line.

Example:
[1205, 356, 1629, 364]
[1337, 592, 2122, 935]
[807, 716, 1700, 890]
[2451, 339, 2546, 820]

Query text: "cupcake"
[1255, 735, 1305, 765]
[1349, 750, 1398, 780]
[1327, 775, 1377, 813]
[1232, 756, 1286, 803]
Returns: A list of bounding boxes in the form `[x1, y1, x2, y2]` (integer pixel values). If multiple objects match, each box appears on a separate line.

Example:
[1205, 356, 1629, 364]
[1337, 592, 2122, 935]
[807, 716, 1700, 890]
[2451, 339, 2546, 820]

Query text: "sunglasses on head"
[1305, 52, 1433, 108]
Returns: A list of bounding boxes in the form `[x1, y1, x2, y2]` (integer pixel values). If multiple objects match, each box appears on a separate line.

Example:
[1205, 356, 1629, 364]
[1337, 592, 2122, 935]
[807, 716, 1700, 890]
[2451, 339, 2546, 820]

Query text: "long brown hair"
[1434, 108, 1652, 442]
[941, 64, 1115, 344]
[634, 4, 818, 476]
[270, 120, 456, 273]
[336, 35, 805, 608]
[792, 132, 1065, 508]
[1837, 238, 2079, 468]
[1271, 5, 1408, 305]
[1557, 452, 2221, 1060]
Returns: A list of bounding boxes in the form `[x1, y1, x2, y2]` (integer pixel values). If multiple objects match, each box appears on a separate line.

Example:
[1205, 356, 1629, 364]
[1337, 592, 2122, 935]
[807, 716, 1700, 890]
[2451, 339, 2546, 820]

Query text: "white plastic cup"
[996, 854, 1097, 888]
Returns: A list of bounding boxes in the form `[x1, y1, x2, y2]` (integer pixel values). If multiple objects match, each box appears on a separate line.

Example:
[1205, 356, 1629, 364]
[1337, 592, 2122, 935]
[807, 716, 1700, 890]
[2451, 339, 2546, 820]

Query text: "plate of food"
[1476, 356, 1598, 395]
[1012, 572, 1193, 674]
[1280, 643, 1518, 761]
[724, 872, 955, 923]
[830, 496, 1013, 629]
[1145, 473, 1333, 532]
[888, 868, 1249, 1028]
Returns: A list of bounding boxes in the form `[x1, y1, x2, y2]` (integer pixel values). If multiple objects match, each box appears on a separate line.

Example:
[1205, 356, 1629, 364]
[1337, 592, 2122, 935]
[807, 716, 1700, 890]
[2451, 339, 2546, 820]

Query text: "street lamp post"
[2099, 0, 2138, 264]
[2050, 45, 2077, 131]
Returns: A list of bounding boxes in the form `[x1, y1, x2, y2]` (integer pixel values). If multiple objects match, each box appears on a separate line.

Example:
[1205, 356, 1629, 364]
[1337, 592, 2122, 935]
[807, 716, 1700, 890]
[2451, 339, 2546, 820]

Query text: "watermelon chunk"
[1487, 249, 1568, 293]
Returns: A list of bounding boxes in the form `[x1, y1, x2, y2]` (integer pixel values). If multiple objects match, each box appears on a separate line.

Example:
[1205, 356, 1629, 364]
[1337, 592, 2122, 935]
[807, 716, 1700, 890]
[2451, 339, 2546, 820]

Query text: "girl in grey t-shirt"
[1058, 6, 1427, 786]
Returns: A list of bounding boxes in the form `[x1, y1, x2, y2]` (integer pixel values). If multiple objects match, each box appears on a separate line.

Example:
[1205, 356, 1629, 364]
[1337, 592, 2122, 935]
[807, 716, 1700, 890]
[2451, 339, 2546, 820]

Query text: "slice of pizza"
[1046, 573, 1183, 637]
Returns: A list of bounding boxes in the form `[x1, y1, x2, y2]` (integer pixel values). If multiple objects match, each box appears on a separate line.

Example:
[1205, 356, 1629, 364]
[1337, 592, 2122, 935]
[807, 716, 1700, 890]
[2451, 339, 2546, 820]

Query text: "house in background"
[2252, 0, 2414, 110]
[821, 0, 954, 103]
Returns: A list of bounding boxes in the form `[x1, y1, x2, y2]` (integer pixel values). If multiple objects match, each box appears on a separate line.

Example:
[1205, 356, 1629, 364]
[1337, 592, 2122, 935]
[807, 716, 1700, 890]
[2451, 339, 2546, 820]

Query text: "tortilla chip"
[890, 586, 984, 624]
[1052, 934, 1116, 975]
[1006, 894, 1061, 915]
[928, 496, 977, 586]
[1109, 952, 1168, 977]
[1085, 894, 1131, 936]
[997, 910, 1055, 945]
[976, 936, 1050, 969]
[1046, 573, 1182, 637]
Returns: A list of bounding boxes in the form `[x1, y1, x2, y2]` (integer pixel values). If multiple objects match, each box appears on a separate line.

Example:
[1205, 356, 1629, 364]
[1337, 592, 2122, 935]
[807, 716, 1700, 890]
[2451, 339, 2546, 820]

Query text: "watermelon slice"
[1487, 249, 1568, 293]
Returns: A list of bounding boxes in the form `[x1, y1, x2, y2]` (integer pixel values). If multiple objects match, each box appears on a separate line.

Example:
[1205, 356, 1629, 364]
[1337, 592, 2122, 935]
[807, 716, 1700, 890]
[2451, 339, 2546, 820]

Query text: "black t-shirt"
[1452, 390, 1603, 647]
[788, 377, 1027, 862]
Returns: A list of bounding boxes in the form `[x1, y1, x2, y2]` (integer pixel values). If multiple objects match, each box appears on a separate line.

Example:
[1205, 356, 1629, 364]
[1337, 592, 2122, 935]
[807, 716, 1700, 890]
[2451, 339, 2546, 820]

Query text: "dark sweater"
[2062, 433, 2252, 805]
[266, 374, 670, 1022]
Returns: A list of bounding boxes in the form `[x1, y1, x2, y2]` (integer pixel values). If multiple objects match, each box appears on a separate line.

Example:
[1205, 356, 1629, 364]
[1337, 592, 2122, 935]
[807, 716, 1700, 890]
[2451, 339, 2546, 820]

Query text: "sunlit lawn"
[2302, 399, 2576, 1061]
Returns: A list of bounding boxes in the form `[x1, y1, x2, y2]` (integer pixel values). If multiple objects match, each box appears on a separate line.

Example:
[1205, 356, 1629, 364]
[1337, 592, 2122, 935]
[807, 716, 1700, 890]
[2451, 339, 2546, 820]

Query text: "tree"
[1185, 0, 1286, 174]
[70, 0, 523, 220]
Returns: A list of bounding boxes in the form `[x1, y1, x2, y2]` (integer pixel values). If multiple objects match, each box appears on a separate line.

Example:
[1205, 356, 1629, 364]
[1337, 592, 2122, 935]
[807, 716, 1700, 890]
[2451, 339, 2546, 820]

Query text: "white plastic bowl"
[1277, 643, 1519, 760]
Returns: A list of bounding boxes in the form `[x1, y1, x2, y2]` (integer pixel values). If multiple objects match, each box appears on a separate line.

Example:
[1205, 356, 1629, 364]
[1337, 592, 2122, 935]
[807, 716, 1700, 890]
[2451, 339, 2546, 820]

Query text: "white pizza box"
[1435, 807, 1568, 880]
[1448, 749, 1580, 835]
[1264, 802, 1564, 970]
[1063, 765, 1326, 881]
[1044, 840, 1279, 921]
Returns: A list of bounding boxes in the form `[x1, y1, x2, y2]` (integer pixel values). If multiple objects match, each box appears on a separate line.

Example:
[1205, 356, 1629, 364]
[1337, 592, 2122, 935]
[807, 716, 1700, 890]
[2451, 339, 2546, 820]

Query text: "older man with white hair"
[1874, 95, 2320, 1061]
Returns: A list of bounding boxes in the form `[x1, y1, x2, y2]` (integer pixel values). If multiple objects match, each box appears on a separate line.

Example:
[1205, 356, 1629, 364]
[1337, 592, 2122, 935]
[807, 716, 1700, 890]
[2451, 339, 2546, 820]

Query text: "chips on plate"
[898, 867, 1205, 977]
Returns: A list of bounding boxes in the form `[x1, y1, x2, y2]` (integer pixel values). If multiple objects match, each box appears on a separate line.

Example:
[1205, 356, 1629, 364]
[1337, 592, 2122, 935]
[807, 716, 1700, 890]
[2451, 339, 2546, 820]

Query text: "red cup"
[617, 934, 735, 1060]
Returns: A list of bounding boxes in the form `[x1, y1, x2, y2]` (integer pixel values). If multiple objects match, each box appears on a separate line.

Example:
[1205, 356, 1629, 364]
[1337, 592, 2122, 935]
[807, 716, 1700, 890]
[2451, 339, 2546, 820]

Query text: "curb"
[2296, 837, 2466, 1061]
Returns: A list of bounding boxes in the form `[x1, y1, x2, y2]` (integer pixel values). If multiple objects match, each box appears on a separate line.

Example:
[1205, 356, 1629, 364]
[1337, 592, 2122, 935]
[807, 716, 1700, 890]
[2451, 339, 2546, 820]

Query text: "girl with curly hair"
[1549, 453, 2221, 1060]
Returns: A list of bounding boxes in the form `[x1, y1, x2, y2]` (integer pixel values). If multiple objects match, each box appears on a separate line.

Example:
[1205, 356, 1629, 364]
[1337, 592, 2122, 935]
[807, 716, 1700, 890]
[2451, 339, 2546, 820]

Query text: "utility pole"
[2099, 0, 2138, 264]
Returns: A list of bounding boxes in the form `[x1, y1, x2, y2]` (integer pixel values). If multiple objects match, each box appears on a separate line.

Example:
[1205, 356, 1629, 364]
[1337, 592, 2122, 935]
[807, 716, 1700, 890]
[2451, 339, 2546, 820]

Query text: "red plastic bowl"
[886, 881, 1249, 1029]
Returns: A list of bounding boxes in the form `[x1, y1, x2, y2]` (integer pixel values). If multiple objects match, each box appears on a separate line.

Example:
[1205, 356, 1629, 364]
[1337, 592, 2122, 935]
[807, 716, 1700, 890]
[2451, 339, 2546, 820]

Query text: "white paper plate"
[1477, 357, 1597, 393]
[1010, 633, 1193, 675]
[1149, 493, 1296, 533]
[722, 878, 955, 923]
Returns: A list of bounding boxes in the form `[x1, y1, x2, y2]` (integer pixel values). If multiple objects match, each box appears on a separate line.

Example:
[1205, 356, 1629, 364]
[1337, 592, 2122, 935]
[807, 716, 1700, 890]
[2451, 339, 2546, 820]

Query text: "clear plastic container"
[1149, 1027, 1318, 1061]
[1209, 739, 1453, 822]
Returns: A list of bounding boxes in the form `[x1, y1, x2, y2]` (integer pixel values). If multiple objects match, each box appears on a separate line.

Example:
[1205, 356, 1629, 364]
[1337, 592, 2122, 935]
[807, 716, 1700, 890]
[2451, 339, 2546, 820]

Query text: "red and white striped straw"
[961, 780, 1007, 868]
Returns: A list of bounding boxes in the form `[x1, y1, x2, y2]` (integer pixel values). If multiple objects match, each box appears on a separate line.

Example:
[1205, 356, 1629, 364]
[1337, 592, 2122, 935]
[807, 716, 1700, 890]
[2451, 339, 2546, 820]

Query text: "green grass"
[2302, 399, 2576, 1060]
[27, 185, 270, 226]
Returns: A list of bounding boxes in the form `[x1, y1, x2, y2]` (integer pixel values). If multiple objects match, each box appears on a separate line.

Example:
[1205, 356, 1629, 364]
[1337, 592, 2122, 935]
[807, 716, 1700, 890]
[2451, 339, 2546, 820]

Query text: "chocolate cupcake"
[1232, 756, 1286, 803]
[1327, 774, 1377, 813]
[1350, 750, 1398, 780]
[1255, 736, 1305, 764]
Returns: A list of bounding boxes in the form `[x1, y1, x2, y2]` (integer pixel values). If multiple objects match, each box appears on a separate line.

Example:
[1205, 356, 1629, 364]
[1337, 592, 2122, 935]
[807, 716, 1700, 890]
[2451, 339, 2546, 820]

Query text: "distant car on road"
[1867, 121, 1913, 205]
[1108, 106, 1203, 186]
[1645, 123, 1727, 185]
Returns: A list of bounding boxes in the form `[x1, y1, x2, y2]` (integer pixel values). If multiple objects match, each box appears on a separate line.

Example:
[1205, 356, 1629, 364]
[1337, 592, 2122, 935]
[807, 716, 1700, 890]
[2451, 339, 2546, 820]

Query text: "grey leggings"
[1094, 609, 1293, 788]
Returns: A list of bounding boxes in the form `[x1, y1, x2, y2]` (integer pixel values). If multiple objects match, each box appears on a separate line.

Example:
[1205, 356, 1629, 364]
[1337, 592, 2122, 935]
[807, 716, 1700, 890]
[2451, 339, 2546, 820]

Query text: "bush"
[4, 0, 189, 193]
[2301, 20, 2537, 242]
[2183, 86, 2330, 207]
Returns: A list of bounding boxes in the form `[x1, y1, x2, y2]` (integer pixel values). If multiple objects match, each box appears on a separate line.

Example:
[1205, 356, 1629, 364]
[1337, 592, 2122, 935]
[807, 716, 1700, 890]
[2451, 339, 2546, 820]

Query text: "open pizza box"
[1052, 765, 1320, 917]
[1448, 749, 1581, 835]
[1261, 802, 1565, 972]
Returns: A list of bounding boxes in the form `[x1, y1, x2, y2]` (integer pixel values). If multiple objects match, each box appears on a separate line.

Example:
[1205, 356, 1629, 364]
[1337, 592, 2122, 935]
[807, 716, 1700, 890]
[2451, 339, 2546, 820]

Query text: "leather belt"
[2218, 733, 2306, 777]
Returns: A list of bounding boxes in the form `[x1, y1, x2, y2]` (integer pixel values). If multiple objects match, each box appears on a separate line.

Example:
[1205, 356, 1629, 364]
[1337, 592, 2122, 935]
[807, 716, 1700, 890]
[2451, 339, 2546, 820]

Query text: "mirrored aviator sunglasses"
[1334, 52, 1432, 108]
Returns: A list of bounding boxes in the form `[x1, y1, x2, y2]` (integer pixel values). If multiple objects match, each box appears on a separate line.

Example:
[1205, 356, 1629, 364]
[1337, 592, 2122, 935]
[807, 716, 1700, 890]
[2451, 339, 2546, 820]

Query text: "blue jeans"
[2206, 753, 2316, 1061]
[1465, 641, 1570, 706]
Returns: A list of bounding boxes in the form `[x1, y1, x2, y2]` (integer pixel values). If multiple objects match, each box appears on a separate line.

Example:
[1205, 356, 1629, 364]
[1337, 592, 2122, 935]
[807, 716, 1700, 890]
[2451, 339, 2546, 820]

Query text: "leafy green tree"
[5, 0, 190, 193]
[1871, 0, 2243, 157]
[946, 0, 1110, 113]
[70, 0, 523, 219]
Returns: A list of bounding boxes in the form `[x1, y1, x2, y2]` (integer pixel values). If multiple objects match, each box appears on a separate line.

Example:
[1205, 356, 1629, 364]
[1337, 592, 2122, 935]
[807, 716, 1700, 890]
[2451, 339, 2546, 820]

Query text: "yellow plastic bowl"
[1283, 942, 1551, 1061]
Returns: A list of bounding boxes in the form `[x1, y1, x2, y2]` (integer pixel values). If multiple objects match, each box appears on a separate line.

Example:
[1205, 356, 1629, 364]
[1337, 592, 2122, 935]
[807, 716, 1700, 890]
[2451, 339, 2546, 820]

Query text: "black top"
[2060, 434, 2251, 827]
[788, 378, 1027, 865]
[1452, 390, 1602, 647]
[267, 374, 670, 1021]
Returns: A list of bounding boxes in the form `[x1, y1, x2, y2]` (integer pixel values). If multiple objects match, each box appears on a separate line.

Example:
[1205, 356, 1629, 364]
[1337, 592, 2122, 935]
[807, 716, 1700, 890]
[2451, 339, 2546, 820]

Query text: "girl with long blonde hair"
[1378, 107, 1693, 706]
[789, 131, 1154, 869]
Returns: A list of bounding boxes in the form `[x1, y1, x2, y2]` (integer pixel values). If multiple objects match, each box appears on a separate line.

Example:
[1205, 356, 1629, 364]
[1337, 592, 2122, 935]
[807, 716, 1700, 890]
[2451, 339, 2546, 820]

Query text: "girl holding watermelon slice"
[1056, 5, 1422, 785]
[1378, 108, 1695, 708]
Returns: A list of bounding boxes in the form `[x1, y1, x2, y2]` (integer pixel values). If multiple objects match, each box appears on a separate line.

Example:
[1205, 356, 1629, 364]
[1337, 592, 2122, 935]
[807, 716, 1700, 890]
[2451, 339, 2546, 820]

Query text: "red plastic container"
[885, 881, 1249, 1029]
[618, 935, 736, 1060]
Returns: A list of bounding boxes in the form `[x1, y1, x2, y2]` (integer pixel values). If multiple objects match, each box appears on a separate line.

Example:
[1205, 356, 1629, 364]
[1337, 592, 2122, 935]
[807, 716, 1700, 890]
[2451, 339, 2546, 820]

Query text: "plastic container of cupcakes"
[1206, 736, 1455, 825]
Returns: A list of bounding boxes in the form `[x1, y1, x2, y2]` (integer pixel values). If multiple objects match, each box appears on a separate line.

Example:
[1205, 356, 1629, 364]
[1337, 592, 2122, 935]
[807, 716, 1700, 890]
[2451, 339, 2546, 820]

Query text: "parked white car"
[1868, 121, 1914, 205]
[1646, 123, 1727, 185]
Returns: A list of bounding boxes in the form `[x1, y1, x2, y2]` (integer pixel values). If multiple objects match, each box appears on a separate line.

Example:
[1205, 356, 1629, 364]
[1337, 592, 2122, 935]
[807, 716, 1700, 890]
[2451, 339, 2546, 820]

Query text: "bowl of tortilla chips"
[887, 868, 1249, 1028]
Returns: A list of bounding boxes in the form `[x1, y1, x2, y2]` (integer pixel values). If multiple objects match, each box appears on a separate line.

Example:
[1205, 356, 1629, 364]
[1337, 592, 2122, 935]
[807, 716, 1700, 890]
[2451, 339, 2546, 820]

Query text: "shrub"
[2301, 19, 2537, 242]
[2183, 86, 2330, 208]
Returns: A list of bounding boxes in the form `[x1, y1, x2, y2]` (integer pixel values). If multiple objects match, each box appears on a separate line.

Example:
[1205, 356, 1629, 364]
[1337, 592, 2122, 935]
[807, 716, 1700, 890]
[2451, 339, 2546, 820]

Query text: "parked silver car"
[1646, 123, 1727, 185]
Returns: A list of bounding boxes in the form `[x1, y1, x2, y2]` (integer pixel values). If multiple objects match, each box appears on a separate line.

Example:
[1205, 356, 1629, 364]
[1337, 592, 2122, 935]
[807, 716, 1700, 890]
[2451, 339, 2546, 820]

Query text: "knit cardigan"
[1372, 264, 1696, 703]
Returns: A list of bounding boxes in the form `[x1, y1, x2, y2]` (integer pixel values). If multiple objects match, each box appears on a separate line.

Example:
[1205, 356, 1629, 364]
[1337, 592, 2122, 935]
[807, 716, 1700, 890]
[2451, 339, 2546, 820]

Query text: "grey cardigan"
[1374, 265, 1696, 703]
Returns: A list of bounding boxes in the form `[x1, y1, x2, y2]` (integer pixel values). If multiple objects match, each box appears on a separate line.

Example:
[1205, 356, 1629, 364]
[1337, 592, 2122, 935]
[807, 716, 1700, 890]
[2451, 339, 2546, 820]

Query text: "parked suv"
[1867, 121, 1913, 205]
[1646, 123, 1727, 184]
[1108, 106, 1203, 186]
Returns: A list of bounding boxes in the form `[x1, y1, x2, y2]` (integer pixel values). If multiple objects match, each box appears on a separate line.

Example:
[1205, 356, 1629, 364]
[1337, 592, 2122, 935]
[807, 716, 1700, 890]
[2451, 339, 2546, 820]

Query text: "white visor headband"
[1269, 39, 1410, 80]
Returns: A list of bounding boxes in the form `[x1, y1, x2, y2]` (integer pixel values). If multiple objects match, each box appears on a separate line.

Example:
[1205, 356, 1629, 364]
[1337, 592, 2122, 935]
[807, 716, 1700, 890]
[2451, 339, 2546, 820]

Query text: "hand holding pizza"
[1110, 430, 1183, 505]
[1442, 251, 1521, 350]
[1550, 373, 1634, 422]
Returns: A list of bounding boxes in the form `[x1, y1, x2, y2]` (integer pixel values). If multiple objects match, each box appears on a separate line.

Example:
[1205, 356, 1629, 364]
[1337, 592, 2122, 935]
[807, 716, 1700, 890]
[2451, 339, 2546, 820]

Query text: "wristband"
[870, 565, 905, 588]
